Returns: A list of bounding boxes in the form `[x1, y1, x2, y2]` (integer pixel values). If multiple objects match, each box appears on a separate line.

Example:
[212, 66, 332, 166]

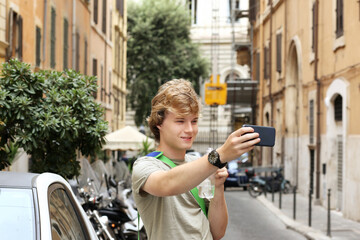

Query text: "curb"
[257, 195, 331, 240]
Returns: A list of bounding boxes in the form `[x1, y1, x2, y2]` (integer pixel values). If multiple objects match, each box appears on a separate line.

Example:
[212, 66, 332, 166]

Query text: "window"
[0, 188, 35, 240]
[115, 32, 119, 73]
[93, 0, 98, 24]
[276, 33, 282, 73]
[102, 0, 107, 34]
[36, 26, 41, 67]
[7, 9, 23, 61]
[264, 46, 270, 79]
[309, 100, 314, 144]
[101, 65, 104, 101]
[63, 19, 69, 70]
[116, 0, 124, 17]
[50, 7, 56, 68]
[84, 40, 88, 75]
[109, 11, 112, 40]
[92, 58, 97, 98]
[119, 37, 123, 77]
[336, 0, 343, 38]
[255, 52, 260, 81]
[229, 0, 240, 13]
[334, 94, 342, 121]
[249, 0, 259, 21]
[188, 0, 197, 24]
[75, 32, 80, 72]
[49, 187, 86, 240]
[109, 71, 112, 104]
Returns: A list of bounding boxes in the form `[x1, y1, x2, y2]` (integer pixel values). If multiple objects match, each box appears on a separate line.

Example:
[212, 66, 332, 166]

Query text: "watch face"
[208, 150, 219, 164]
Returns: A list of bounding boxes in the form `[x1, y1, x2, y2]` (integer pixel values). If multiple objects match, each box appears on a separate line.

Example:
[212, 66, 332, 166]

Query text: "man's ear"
[157, 124, 162, 130]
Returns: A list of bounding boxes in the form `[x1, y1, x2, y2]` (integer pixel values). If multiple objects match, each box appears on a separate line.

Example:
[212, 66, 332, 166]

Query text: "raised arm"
[142, 127, 260, 197]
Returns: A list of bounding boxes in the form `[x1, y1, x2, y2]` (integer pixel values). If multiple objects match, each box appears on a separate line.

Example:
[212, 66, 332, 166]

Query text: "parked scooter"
[90, 159, 146, 239]
[246, 168, 292, 198]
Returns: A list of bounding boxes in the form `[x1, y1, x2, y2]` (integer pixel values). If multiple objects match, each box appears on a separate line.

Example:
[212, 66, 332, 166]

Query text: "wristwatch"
[208, 149, 227, 168]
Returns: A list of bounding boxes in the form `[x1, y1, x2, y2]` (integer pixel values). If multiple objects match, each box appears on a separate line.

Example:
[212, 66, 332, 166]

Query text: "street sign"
[205, 75, 227, 105]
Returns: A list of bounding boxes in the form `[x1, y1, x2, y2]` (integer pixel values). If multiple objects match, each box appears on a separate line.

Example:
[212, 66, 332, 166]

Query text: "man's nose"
[184, 121, 193, 132]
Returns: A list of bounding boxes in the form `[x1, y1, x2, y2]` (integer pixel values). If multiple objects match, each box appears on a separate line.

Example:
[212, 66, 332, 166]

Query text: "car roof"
[0, 171, 39, 188]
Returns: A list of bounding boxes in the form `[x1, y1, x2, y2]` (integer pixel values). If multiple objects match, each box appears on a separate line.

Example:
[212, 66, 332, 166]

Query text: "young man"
[132, 79, 260, 239]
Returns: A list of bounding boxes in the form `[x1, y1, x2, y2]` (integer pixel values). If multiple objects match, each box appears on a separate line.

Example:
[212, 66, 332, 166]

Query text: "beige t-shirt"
[132, 154, 213, 240]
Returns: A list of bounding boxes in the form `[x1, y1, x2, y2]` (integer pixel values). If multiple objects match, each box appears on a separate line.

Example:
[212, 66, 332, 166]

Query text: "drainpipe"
[315, 0, 321, 200]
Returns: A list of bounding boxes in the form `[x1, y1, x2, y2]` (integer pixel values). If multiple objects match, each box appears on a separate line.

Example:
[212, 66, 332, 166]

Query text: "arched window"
[334, 94, 342, 121]
[225, 73, 240, 82]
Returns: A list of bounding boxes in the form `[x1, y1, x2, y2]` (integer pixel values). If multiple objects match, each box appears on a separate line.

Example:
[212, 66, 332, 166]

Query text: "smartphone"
[242, 124, 276, 147]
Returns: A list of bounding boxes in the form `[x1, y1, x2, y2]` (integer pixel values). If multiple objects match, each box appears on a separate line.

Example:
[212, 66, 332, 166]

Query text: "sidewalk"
[257, 191, 360, 240]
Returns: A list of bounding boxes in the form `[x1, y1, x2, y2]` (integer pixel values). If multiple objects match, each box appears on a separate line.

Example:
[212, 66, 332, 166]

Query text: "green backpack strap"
[147, 151, 208, 218]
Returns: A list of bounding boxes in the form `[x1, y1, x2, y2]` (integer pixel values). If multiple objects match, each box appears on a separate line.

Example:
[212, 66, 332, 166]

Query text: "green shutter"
[50, 7, 56, 68]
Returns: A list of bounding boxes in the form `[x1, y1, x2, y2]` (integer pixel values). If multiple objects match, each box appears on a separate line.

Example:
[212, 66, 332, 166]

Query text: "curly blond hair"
[147, 79, 201, 142]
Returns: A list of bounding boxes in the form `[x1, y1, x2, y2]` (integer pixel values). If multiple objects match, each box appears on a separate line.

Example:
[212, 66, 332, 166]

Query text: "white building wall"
[189, 0, 251, 150]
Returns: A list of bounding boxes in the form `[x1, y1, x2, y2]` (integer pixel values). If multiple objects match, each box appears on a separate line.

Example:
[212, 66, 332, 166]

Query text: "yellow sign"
[205, 75, 227, 105]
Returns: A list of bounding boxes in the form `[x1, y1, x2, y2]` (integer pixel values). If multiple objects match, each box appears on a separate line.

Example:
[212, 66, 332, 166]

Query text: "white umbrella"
[102, 126, 155, 151]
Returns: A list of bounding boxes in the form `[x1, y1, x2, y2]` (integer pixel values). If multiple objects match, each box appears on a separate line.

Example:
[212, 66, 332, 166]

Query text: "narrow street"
[223, 189, 306, 240]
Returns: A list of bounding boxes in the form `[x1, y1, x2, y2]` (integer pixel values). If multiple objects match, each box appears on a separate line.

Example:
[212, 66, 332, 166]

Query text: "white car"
[0, 171, 98, 240]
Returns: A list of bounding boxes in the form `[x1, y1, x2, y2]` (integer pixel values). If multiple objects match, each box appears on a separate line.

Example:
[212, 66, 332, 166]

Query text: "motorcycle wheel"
[248, 183, 262, 198]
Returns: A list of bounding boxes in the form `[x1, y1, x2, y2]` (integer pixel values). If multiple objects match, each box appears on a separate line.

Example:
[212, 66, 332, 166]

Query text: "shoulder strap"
[146, 151, 208, 218]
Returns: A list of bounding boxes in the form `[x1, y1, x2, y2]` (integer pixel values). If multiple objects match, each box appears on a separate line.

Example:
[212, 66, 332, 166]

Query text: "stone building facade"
[252, 0, 360, 221]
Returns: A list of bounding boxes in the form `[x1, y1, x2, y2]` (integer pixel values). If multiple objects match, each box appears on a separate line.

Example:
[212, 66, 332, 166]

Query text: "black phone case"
[243, 124, 276, 147]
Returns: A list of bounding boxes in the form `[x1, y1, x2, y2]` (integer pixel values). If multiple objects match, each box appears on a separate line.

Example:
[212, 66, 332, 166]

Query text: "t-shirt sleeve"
[132, 156, 167, 197]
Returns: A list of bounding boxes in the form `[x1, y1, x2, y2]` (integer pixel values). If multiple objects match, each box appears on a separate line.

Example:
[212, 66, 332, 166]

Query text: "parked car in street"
[0, 171, 98, 240]
[224, 159, 249, 190]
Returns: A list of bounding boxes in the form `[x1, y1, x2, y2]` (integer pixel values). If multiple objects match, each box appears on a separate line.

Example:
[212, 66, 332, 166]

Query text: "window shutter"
[336, 0, 344, 38]
[102, 0, 107, 34]
[108, 72, 111, 104]
[249, 0, 256, 22]
[92, 59, 98, 98]
[76, 32, 80, 71]
[120, 0, 124, 17]
[264, 47, 269, 79]
[36, 26, 41, 67]
[63, 19, 68, 70]
[50, 7, 56, 68]
[255, 52, 260, 81]
[84, 40, 88, 75]
[17, 15, 23, 61]
[7, 9, 14, 59]
[276, 33, 282, 73]
[94, 0, 98, 24]
[101, 65, 104, 101]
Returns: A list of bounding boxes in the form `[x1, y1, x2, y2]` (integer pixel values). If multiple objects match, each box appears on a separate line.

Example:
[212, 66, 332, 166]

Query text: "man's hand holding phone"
[217, 127, 261, 163]
[217, 125, 276, 163]
[242, 124, 276, 147]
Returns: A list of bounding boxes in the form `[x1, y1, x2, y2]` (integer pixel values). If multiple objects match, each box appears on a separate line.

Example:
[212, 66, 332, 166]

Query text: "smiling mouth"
[181, 137, 192, 141]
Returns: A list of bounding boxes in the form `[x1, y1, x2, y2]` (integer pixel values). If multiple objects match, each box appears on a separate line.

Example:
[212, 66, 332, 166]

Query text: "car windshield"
[0, 188, 36, 240]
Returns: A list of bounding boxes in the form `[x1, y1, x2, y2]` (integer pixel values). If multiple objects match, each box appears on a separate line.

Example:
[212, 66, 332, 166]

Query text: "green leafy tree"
[127, 0, 209, 126]
[0, 59, 108, 178]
